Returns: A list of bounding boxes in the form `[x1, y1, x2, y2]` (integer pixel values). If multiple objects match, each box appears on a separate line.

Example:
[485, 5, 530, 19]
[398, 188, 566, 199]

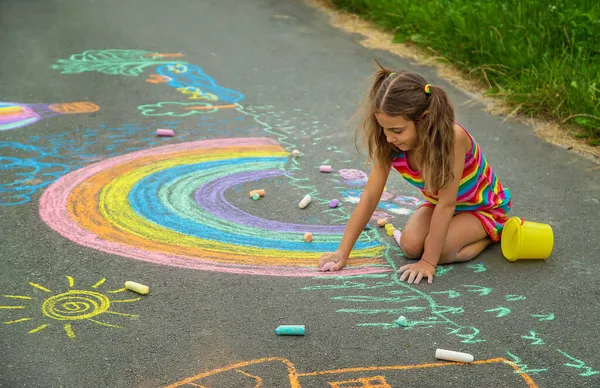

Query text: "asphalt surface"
[1, 0, 599, 387]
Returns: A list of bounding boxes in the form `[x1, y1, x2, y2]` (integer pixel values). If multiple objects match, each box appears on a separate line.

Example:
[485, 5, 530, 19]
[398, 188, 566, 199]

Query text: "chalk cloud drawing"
[1, 276, 140, 339]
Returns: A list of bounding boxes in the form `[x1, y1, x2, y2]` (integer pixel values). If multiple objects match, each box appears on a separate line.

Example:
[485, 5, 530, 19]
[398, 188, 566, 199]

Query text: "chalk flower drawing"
[1, 276, 140, 339]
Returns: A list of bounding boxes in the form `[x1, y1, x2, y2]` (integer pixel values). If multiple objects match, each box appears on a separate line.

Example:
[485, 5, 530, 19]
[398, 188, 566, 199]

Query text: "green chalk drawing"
[522, 330, 545, 345]
[51, 49, 173, 76]
[435, 265, 454, 276]
[505, 352, 548, 374]
[484, 306, 511, 318]
[463, 285, 493, 296]
[466, 263, 487, 272]
[356, 323, 398, 329]
[446, 326, 485, 344]
[336, 307, 426, 315]
[557, 349, 600, 377]
[505, 294, 526, 302]
[302, 280, 395, 291]
[138, 102, 219, 117]
[531, 313, 555, 321]
[429, 290, 461, 298]
[331, 295, 421, 303]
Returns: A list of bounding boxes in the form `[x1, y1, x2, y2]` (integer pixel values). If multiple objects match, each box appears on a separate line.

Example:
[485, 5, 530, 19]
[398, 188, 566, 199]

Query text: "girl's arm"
[420, 126, 467, 267]
[337, 159, 390, 258]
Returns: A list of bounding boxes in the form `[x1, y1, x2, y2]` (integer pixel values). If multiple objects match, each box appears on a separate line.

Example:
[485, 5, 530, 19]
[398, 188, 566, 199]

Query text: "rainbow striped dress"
[391, 123, 512, 241]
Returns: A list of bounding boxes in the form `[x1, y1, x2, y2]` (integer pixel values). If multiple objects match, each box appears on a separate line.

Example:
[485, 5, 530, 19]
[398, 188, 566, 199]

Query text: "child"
[318, 66, 512, 284]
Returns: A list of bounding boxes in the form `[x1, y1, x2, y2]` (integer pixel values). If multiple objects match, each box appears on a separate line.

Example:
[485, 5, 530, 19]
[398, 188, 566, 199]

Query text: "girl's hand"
[318, 251, 347, 272]
[397, 260, 436, 284]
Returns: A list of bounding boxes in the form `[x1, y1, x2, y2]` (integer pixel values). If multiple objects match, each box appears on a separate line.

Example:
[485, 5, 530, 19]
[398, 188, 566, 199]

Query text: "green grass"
[332, 0, 600, 145]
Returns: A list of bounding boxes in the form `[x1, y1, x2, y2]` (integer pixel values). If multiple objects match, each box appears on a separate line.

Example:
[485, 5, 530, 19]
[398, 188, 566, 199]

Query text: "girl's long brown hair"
[354, 61, 455, 193]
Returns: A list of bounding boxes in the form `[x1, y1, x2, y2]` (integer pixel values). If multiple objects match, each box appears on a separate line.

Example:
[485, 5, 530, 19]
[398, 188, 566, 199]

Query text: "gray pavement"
[0, 0, 599, 387]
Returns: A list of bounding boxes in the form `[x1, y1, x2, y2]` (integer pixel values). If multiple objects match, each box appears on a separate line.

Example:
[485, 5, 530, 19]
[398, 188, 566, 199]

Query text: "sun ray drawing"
[1, 276, 142, 339]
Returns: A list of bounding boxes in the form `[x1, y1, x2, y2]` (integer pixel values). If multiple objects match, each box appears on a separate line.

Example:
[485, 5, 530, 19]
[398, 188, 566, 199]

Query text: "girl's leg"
[399, 206, 434, 259]
[438, 213, 490, 264]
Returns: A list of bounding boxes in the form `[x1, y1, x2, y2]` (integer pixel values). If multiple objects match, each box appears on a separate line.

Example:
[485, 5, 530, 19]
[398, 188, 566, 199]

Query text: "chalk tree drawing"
[50, 49, 175, 76]
[1, 276, 140, 339]
[51, 50, 245, 111]
[164, 356, 540, 387]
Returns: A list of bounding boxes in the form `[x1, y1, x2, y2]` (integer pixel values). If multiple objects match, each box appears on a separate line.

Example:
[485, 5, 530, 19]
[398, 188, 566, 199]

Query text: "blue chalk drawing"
[157, 64, 244, 104]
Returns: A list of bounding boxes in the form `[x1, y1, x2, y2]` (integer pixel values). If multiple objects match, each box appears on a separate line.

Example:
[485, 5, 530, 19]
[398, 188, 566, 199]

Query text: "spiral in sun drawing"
[1, 277, 140, 339]
[39, 137, 386, 277]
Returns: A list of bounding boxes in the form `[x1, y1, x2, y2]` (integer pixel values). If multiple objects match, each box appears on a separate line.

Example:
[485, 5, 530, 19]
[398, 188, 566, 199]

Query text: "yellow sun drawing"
[1, 276, 141, 339]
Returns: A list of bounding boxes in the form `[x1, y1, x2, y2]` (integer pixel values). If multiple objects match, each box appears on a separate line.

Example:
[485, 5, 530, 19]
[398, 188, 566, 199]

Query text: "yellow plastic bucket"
[501, 217, 554, 261]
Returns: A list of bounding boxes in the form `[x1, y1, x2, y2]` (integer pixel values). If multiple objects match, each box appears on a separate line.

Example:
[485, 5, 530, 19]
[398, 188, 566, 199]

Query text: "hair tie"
[424, 84, 432, 95]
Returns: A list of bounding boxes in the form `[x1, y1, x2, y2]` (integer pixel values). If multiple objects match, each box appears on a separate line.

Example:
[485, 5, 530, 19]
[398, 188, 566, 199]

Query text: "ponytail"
[416, 85, 455, 193]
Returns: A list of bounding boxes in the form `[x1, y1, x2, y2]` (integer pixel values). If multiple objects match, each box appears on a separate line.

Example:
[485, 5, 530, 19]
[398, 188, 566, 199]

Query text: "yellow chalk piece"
[386, 228, 395, 236]
[124, 281, 149, 295]
[0, 106, 22, 115]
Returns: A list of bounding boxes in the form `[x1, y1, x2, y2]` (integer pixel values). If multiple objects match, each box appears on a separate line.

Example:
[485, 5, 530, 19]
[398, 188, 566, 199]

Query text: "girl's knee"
[399, 232, 424, 259]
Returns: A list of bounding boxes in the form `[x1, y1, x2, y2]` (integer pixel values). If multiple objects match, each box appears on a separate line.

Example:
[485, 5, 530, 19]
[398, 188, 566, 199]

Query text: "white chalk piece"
[435, 349, 474, 363]
[298, 194, 312, 209]
[319, 165, 332, 173]
[125, 281, 149, 295]
[292, 149, 301, 157]
[393, 230, 402, 246]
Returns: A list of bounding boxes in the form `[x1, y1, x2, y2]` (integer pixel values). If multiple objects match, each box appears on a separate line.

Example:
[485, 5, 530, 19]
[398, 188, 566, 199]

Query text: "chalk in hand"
[292, 149, 301, 157]
[276, 325, 305, 336]
[125, 281, 149, 295]
[304, 232, 313, 242]
[156, 128, 175, 137]
[319, 261, 335, 272]
[329, 199, 339, 208]
[435, 349, 474, 363]
[319, 165, 332, 173]
[298, 194, 312, 209]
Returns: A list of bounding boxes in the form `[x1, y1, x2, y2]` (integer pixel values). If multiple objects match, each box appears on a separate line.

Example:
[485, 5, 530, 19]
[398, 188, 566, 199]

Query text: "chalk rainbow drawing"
[39, 137, 385, 277]
[0, 276, 140, 339]
[0, 101, 99, 131]
[165, 356, 539, 388]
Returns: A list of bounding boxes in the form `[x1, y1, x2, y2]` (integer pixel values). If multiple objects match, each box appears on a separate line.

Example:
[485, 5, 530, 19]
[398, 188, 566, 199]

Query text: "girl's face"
[375, 112, 418, 151]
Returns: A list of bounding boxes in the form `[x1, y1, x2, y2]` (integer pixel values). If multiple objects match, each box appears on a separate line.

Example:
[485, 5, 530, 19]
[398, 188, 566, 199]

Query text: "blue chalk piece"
[275, 325, 305, 336]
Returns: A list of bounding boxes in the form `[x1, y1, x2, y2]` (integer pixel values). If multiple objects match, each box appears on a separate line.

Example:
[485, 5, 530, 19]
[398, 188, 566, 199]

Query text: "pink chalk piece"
[393, 230, 402, 246]
[156, 128, 175, 137]
[319, 261, 335, 272]
[319, 165, 332, 173]
[328, 199, 339, 208]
